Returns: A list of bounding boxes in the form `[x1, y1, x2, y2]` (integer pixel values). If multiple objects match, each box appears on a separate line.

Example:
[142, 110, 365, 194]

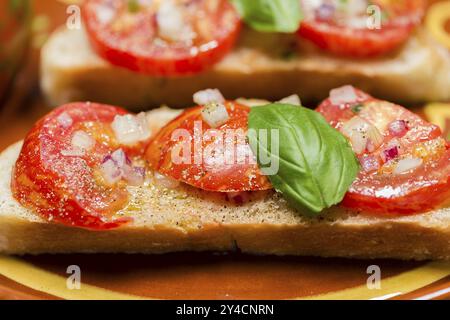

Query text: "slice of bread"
[0, 107, 449, 259]
[40, 26, 450, 110]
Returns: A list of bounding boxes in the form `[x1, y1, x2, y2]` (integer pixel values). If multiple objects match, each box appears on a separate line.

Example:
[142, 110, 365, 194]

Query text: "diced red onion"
[360, 155, 380, 172]
[111, 149, 127, 168]
[383, 146, 399, 162]
[315, 3, 335, 21]
[193, 89, 225, 106]
[101, 149, 145, 186]
[101, 159, 122, 185]
[388, 120, 408, 137]
[394, 158, 423, 175]
[134, 166, 146, 177]
[381, 139, 402, 162]
[102, 154, 113, 164]
[57, 112, 73, 129]
[330, 85, 358, 106]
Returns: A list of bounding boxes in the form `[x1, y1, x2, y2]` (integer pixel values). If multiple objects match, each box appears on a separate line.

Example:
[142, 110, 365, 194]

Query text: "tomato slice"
[83, 0, 241, 76]
[146, 102, 272, 192]
[12, 103, 148, 230]
[317, 86, 450, 214]
[298, 0, 425, 57]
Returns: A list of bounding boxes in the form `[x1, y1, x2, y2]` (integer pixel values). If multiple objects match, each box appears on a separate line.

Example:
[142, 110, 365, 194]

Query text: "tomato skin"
[317, 87, 450, 214]
[298, 0, 426, 57]
[298, 20, 414, 57]
[146, 102, 272, 192]
[342, 151, 450, 214]
[83, 0, 241, 76]
[12, 103, 139, 230]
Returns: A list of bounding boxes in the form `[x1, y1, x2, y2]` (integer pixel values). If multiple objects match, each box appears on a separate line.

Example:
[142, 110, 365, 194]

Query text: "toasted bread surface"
[0, 108, 449, 259]
[41, 26, 450, 109]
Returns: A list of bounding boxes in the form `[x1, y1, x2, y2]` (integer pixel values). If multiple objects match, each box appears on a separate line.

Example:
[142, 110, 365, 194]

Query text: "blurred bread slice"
[0, 107, 449, 259]
[40, 26, 450, 109]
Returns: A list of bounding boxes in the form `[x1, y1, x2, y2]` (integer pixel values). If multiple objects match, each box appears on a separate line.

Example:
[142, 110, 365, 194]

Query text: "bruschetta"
[0, 86, 449, 259]
[41, 0, 450, 109]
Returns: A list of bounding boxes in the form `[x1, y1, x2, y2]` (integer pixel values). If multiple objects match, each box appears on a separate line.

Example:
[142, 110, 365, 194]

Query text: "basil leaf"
[248, 104, 359, 215]
[231, 0, 302, 33]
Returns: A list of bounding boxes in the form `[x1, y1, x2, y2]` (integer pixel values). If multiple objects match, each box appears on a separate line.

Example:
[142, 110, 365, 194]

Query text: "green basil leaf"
[248, 104, 359, 215]
[231, 0, 302, 33]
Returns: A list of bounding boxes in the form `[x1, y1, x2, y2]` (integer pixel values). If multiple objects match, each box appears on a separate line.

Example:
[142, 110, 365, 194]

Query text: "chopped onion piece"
[341, 116, 383, 155]
[96, 4, 115, 24]
[156, 0, 194, 42]
[360, 155, 380, 172]
[330, 85, 358, 105]
[201, 103, 229, 128]
[394, 157, 423, 175]
[367, 127, 384, 150]
[101, 159, 122, 185]
[111, 148, 127, 168]
[278, 94, 302, 106]
[388, 120, 408, 137]
[57, 112, 73, 128]
[382, 139, 402, 162]
[71, 131, 95, 152]
[111, 112, 151, 146]
[383, 146, 399, 162]
[154, 172, 180, 189]
[315, 3, 335, 21]
[100, 149, 145, 186]
[193, 89, 225, 106]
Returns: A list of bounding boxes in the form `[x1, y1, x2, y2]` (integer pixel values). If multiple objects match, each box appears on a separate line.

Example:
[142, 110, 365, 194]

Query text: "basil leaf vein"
[248, 104, 359, 215]
[231, 0, 302, 33]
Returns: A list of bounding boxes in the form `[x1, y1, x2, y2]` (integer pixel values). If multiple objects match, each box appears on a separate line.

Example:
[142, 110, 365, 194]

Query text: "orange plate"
[0, 253, 449, 300]
[1, 0, 450, 302]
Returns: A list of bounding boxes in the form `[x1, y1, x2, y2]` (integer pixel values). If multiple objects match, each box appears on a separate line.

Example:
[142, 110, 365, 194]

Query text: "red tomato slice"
[317, 86, 450, 214]
[298, 0, 425, 57]
[12, 103, 147, 230]
[83, 0, 241, 76]
[146, 102, 272, 192]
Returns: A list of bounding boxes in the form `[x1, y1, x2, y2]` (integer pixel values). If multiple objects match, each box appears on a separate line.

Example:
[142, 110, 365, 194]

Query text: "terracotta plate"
[0, 253, 449, 300]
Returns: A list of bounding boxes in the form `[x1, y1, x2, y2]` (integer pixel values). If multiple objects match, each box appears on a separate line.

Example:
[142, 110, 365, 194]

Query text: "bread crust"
[40, 27, 450, 109]
[1, 108, 449, 259]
